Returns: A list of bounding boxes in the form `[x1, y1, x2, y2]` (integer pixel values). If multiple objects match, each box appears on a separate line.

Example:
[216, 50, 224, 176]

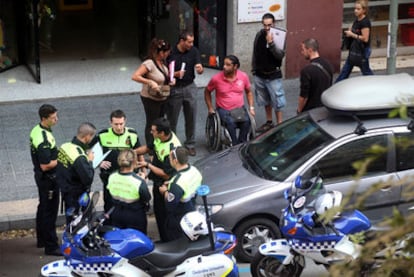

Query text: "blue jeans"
[253, 76, 286, 111]
[336, 47, 374, 83]
[217, 107, 251, 146]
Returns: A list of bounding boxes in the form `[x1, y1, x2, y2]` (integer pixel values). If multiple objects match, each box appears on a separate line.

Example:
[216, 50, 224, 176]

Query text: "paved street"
[0, 60, 413, 275]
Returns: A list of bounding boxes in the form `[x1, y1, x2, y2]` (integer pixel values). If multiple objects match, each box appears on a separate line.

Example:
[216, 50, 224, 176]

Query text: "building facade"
[0, 0, 413, 83]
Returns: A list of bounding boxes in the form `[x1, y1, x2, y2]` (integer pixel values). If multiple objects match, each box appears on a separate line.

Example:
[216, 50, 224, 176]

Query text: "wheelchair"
[205, 109, 256, 152]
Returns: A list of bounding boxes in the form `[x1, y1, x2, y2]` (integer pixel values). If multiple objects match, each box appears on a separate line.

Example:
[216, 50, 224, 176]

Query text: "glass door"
[138, 0, 226, 68]
[196, 0, 226, 68]
[24, 0, 41, 83]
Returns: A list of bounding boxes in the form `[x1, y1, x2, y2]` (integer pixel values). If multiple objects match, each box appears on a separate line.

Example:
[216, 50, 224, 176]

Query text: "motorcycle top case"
[104, 228, 154, 259]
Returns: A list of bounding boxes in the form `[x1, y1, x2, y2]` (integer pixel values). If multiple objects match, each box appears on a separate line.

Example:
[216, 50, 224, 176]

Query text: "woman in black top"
[336, 0, 374, 82]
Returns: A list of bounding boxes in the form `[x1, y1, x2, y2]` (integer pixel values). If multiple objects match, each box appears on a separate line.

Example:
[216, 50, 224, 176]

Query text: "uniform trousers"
[152, 182, 168, 241]
[34, 172, 59, 252]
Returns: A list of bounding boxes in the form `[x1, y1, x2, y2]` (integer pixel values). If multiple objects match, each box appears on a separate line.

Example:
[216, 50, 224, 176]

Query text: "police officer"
[136, 117, 181, 242]
[30, 104, 60, 256]
[159, 146, 202, 241]
[96, 110, 143, 213]
[57, 122, 96, 225]
[107, 149, 151, 234]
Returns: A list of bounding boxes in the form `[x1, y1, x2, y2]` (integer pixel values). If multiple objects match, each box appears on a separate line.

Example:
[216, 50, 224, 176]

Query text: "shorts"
[254, 75, 286, 111]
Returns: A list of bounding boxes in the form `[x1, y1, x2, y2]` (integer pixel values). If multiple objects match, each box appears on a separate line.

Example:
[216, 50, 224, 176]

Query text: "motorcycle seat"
[134, 235, 213, 270]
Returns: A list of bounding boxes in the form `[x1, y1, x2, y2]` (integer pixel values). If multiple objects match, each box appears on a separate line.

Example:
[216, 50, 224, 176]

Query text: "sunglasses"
[158, 40, 167, 50]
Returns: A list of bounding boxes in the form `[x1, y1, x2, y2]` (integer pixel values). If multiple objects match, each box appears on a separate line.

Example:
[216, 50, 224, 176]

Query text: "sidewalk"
[0, 55, 414, 233]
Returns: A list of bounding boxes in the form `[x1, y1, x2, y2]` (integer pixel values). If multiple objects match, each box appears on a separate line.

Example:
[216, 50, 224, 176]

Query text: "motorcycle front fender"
[40, 260, 72, 276]
[258, 239, 294, 264]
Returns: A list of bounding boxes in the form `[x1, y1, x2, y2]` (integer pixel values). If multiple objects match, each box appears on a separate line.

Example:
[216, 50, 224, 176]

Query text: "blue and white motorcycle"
[40, 185, 239, 277]
[250, 175, 372, 277]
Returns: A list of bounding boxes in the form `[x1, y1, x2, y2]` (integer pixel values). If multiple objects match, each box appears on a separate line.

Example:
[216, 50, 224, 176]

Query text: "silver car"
[195, 106, 414, 262]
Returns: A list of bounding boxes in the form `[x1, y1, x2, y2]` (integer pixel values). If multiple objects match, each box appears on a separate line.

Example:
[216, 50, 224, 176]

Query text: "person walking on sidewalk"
[135, 117, 182, 242]
[29, 104, 61, 256]
[166, 30, 204, 156]
[107, 149, 151, 234]
[57, 122, 96, 225]
[252, 13, 287, 133]
[159, 146, 202, 241]
[297, 38, 334, 113]
[335, 0, 373, 82]
[96, 109, 144, 215]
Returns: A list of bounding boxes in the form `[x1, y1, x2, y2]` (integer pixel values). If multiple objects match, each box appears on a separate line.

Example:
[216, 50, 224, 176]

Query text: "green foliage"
[329, 132, 414, 277]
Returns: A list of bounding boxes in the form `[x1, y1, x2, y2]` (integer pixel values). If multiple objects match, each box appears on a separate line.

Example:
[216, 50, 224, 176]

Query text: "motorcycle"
[250, 175, 372, 277]
[40, 185, 239, 277]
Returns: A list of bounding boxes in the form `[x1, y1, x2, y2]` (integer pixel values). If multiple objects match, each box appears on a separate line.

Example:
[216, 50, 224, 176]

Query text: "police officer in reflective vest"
[136, 117, 181, 242]
[96, 110, 143, 213]
[30, 104, 60, 256]
[159, 146, 202, 241]
[57, 122, 96, 224]
[107, 149, 151, 234]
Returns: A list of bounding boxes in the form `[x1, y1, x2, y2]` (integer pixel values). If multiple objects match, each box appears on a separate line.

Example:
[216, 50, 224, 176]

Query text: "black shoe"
[45, 248, 62, 256]
[187, 147, 196, 156]
[36, 242, 45, 248]
[256, 121, 274, 133]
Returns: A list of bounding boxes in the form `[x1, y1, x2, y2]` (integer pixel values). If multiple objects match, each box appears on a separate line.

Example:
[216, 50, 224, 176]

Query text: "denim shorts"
[254, 76, 286, 111]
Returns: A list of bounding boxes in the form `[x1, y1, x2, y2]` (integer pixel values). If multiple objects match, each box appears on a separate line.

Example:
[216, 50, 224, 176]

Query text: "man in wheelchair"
[204, 55, 255, 146]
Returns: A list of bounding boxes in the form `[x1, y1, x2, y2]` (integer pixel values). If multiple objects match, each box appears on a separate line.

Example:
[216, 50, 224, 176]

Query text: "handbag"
[229, 107, 247, 123]
[148, 85, 170, 98]
[148, 60, 171, 98]
[348, 38, 365, 67]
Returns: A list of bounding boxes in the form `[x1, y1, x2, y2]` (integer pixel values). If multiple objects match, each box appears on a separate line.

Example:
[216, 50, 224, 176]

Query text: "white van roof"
[321, 73, 414, 115]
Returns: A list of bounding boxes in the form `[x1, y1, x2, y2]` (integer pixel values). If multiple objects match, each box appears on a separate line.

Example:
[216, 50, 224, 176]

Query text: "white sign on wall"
[238, 0, 284, 23]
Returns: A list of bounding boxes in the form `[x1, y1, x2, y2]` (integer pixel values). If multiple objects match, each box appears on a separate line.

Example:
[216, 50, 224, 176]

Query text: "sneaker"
[256, 121, 274, 133]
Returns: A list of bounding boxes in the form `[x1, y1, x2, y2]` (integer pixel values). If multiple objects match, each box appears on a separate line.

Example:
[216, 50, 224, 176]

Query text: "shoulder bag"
[148, 60, 171, 98]
[348, 38, 365, 67]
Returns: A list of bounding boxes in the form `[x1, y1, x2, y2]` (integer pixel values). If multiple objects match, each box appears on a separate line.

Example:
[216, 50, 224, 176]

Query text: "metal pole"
[386, 0, 398, 74]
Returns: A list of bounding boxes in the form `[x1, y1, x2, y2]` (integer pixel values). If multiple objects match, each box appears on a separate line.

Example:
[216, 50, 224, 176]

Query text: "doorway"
[39, 0, 139, 62]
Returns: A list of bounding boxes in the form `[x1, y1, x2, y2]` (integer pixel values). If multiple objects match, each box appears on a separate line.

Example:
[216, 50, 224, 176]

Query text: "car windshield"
[242, 114, 334, 181]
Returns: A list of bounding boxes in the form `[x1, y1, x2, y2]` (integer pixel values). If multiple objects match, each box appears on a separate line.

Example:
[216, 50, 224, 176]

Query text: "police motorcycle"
[250, 175, 372, 277]
[40, 185, 239, 277]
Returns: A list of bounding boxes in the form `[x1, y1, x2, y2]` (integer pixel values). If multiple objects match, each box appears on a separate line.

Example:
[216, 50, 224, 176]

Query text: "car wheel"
[234, 218, 281, 262]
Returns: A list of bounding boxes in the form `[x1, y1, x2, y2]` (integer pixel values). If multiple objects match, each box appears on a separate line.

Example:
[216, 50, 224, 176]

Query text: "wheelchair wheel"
[205, 113, 221, 152]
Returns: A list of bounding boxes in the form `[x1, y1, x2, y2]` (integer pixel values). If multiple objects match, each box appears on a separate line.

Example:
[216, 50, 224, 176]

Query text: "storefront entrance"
[0, 0, 226, 83]
[138, 0, 226, 68]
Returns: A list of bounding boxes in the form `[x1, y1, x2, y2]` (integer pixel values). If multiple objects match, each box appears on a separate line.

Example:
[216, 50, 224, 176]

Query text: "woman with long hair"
[132, 38, 174, 144]
[336, 0, 374, 82]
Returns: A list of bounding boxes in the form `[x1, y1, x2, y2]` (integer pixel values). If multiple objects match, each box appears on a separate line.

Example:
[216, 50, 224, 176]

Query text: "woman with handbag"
[132, 38, 175, 144]
[336, 0, 374, 83]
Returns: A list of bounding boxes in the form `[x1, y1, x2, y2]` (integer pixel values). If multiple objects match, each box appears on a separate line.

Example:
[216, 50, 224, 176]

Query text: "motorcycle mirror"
[78, 192, 90, 208]
[294, 176, 302, 189]
[284, 188, 291, 200]
[303, 213, 315, 228]
[197, 184, 210, 197]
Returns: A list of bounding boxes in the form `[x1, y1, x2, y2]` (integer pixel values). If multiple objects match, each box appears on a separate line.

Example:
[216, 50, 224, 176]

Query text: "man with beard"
[204, 55, 255, 145]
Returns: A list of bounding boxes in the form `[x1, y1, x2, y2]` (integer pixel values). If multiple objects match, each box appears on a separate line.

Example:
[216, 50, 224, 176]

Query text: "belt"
[175, 81, 193, 88]
[258, 67, 280, 75]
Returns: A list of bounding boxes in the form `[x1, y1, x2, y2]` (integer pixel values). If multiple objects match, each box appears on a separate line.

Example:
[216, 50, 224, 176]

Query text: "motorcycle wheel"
[250, 252, 304, 277]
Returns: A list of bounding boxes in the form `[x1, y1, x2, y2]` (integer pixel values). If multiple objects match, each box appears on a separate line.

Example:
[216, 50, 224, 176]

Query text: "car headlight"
[196, 204, 223, 215]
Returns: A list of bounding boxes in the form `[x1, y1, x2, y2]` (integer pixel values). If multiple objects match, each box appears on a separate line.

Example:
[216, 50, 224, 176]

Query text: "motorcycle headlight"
[196, 204, 223, 215]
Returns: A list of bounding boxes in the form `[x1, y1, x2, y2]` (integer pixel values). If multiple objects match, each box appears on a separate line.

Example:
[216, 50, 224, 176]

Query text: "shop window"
[0, 0, 19, 72]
